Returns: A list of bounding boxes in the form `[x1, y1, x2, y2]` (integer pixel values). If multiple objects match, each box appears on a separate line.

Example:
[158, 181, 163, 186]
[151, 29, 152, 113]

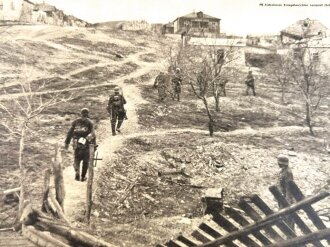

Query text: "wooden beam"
[53, 144, 65, 211]
[22, 225, 70, 247]
[196, 191, 329, 247]
[268, 228, 330, 247]
[41, 168, 51, 212]
[238, 199, 284, 241]
[224, 206, 272, 245]
[269, 186, 324, 247]
[212, 213, 260, 247]
[49, 191, 71, 226]
[36, 217, 116, 247]
[86, 144, 95, 224]
[288, 181, 330, 245]
[250, 195, 296, 239]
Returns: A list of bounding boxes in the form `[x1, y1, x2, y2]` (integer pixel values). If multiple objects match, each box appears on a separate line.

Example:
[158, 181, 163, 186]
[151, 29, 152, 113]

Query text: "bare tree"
[0, 80, 74, 222]
[0, 34, 74, 222]
[207, 42, 240, 112]
[263, 55, 292, 103]
[288, 43, 329, 135]
[178, 45, 215, 136]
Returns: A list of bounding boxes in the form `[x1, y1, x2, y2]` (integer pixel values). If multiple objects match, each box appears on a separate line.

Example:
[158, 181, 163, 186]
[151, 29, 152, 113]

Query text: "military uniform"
[154, 72, 167, 102]
[217, 78, 228, 96]
[277, 155, 295, 230]
[171, 74, 182, 101]
[65, 110, 95, 181]
[107, 90, 126, 136]
[245, 71, 256, 96]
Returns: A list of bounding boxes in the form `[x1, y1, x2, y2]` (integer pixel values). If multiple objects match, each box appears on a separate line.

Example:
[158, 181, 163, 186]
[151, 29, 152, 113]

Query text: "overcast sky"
[35, 0, 330, 35]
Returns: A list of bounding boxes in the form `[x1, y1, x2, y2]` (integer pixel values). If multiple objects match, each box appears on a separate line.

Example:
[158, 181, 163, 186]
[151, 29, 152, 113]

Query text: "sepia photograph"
[0, 0, 330, 246]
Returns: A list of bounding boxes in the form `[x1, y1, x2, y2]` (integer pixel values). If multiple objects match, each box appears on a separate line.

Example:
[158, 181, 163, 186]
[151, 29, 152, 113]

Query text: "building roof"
[177, 11, 220, 20]
[281, 18, 328, 38]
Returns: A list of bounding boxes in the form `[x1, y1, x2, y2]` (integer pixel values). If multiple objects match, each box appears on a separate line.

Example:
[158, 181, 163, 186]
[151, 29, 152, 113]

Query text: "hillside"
[0, 25, 329, 246]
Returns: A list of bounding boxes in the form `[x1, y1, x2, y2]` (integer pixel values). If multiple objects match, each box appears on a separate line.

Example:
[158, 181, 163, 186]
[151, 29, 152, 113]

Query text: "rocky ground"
[0, 25, 329, 247]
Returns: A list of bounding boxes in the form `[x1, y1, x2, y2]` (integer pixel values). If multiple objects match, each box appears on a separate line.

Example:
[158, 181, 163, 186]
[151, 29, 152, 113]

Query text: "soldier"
[171, 68, 182, 101]
[65, 108, 96, 181]
[277, 154, 295, 230]
[217, 78, 228, 96]
[245, 70, 256, 96]
[154, 72, 167, 102]
[107, 86, 127, 136]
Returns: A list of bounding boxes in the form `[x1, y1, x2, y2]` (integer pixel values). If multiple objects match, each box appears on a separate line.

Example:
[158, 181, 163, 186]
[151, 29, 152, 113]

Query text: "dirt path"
[63, 49, 158, 221]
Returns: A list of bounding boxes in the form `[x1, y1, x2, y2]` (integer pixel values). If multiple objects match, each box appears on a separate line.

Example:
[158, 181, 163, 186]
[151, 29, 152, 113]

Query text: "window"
[200, 22, 209, 28]
[293, 48, 301, 59]
[312, 52, 319, 62]
[192, 21, 199, 28]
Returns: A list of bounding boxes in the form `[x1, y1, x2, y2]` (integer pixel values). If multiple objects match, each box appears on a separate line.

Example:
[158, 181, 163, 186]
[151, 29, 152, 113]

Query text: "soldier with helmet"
[277, 154, 295, 230]
[171, 68, 183, 101]
[245, 70, 256, 96]
[65, 108, 96, 181]
[107, 86, 127, 136]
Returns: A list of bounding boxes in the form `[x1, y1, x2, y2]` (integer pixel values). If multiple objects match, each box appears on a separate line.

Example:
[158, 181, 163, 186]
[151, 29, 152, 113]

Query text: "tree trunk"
[202, 97, 214, 137]
[305, 101, 314, 136]
[281, 84, 285, 103]
[86, 144, 95, 224]
[214, 95, 220, 112]
[17, 125, 27, 222]
[53, 145, 65, 211]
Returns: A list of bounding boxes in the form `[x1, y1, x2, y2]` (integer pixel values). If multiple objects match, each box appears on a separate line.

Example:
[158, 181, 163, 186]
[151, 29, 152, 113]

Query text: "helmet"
[114, 86, 120, 92]
[176, 68, 181, 72]
[81, 108, 89, 116]
[277, 154, 289, 166]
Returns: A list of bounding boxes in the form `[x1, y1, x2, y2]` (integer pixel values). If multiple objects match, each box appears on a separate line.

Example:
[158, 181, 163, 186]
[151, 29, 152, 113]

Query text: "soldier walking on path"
[64, 108, 96, 182]
[245, 70, 256, 96]
[277, 154, 295, 230]
[107, 86, 127, 136]
[171, 68, 183, 101]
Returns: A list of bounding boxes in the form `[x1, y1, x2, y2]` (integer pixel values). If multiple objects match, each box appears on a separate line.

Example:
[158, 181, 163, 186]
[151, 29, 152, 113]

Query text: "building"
[280, 18, 328, 45]
[173, 11, 220, 37]
[162, 22, 174, 34]
[0, 0, 34, 22]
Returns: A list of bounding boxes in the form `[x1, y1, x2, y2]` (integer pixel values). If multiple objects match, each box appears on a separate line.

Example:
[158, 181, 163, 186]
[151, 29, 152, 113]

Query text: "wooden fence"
[157, 181, 330, 247]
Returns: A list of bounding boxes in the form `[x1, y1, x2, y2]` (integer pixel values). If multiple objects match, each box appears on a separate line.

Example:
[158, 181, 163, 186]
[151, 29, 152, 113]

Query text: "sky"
[35, 0, 330, 35]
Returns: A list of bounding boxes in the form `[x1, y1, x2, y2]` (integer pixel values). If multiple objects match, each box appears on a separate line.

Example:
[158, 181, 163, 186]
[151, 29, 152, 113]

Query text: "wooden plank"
[238, 199, 284, 241]
[191, 229, 213, 243]
[225, 206, 272, 245]
[288, 182, 330, 240]
[250, 195, 296, 238]
[198, 223, 239, 247]
[165, 239, 187, 247]
[196, 191, 329, 247]
[267, 228, 330, 247]
[23, 225, 69, 247]
[212, 213, 260, 247]
[269, 185, 324, 247]
[199, 223, 222, 238]
[177, 235, 199, 246]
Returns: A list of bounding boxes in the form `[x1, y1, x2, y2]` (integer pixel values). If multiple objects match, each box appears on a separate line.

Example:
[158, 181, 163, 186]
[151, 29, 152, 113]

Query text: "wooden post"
[53, 144, 65, 211]
[41, 169, 51, 212]
[86, 144, 95, 224]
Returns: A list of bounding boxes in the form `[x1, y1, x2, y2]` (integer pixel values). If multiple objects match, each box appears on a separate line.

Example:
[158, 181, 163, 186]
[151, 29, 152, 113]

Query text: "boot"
[111, 123, 116, 136]
[116, 120, 123, 132]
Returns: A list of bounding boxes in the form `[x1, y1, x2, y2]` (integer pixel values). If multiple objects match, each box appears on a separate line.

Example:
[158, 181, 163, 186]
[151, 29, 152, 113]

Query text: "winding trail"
[63, 47, 158, 221]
